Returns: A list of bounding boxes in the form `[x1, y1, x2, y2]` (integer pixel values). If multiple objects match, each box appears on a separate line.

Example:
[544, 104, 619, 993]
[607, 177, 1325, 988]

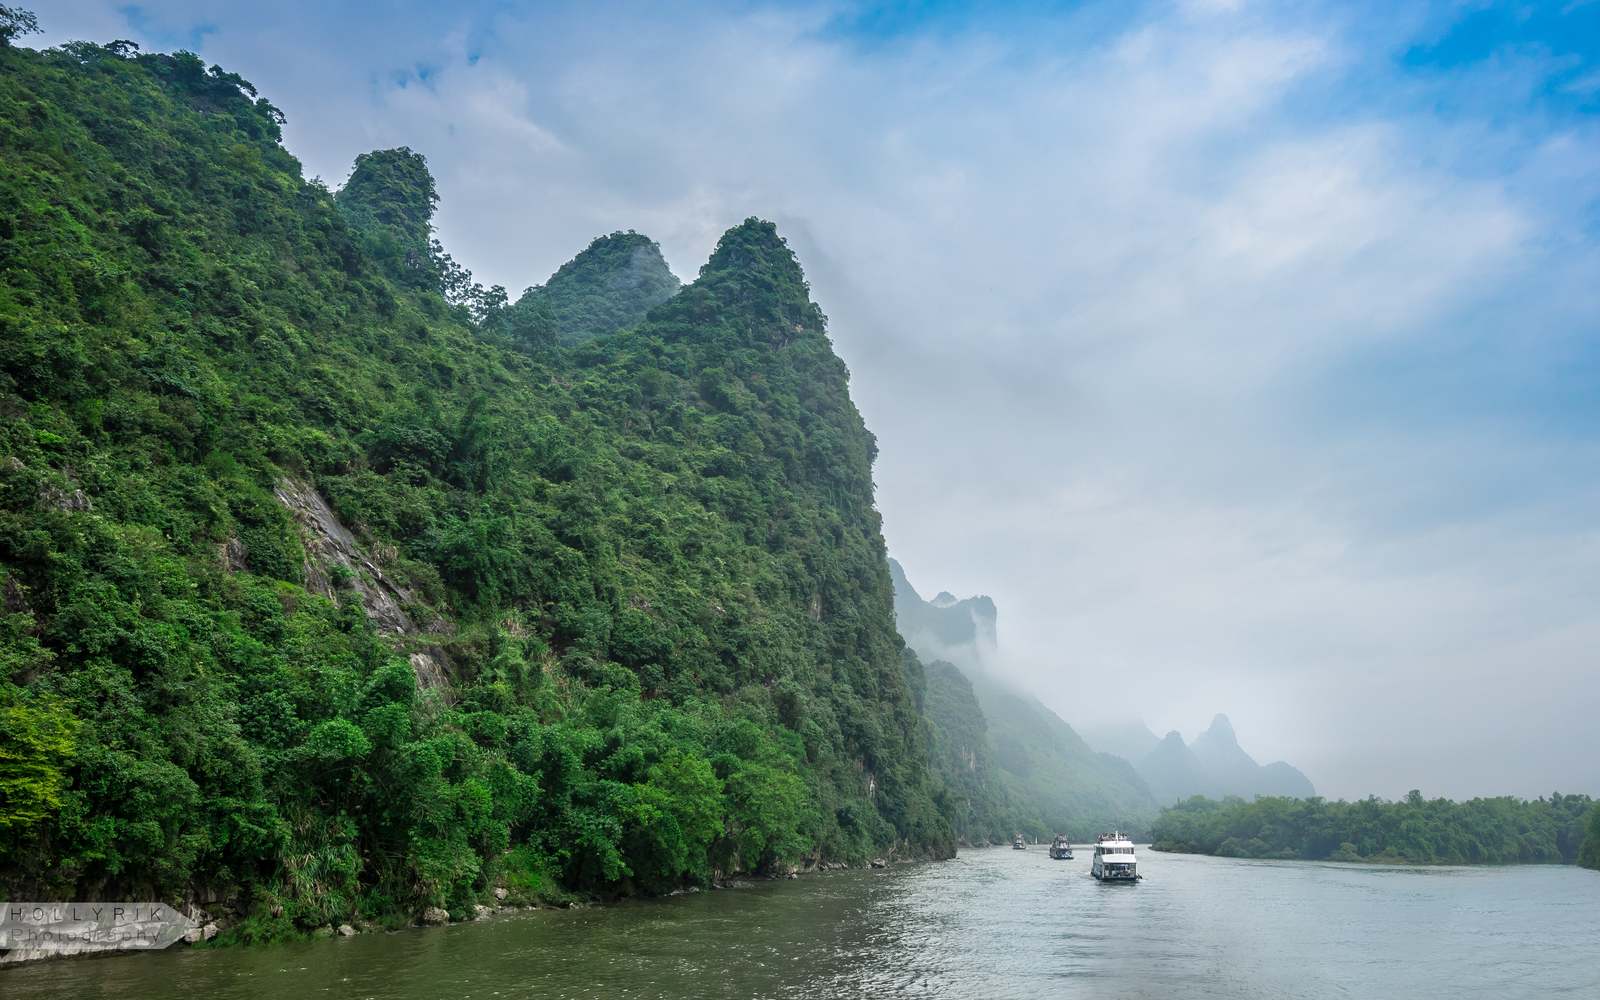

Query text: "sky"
[35, 0, 1600, 800]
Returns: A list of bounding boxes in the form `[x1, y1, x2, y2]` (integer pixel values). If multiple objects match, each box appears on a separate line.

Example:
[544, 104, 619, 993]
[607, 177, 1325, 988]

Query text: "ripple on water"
[6, 850, 1600, 999]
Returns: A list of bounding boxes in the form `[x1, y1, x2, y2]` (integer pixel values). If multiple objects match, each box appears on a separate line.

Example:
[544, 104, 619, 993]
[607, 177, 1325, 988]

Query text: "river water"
[7, 846, 1598, 998]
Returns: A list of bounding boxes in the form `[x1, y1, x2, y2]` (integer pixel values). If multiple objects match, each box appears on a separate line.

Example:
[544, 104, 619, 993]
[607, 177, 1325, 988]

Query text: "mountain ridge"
[515, 230, 680, 344]
[1120, 714, 1316, 804]
[888, 559, 1314, 811]
[0, 36, 949, 939]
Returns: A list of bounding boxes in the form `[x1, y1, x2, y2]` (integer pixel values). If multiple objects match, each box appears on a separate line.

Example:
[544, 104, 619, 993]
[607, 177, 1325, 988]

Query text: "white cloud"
[33, 0, 1600, 799]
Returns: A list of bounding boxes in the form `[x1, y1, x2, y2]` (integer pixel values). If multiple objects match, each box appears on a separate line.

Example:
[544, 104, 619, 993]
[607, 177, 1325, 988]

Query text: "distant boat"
[1091, 832, 1139, 882]
[1048, 835, 1073, 860]
[1012, 833, 1026, 850]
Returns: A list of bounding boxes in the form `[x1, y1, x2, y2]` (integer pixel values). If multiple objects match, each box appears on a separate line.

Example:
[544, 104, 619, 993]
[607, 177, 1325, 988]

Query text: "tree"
[0, 35, 950, 932]
[0, 687, 78, 831]
[1580, 804, 1600, 870]
[0, 5, 39, 46]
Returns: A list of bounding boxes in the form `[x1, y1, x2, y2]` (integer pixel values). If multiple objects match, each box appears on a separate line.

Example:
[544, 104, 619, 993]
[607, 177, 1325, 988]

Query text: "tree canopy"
[1151, 792, 1595, 865]
[0, 32, 950, 937]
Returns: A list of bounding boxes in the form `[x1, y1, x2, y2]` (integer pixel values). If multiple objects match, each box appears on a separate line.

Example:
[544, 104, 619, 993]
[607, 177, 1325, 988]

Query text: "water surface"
[7, 847, 1598, 998]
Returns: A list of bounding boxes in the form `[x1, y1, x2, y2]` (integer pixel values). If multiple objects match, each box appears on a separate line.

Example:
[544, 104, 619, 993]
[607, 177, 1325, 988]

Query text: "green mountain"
[0, 36, 949, 936]
[889, 560, 1157, 836]
[516, 231, 680, 344]
[965, 671, 1156, 838]
[909, 653, 1019, 844]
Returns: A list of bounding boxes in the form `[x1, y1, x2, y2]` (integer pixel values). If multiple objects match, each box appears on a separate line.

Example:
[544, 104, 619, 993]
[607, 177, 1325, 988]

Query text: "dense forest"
[1582, 804, 1600, 869]
[1151, 792, 1597, 865]
[0, 24, 956, 940]
[516, 232, 681, 345]
[912, 656, 1020, 843]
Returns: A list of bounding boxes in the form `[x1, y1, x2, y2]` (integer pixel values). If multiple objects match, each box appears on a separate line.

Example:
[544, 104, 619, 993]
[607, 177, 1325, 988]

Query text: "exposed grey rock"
[40, 485, 91, 511]
[472, 904, 493, 920]
[493, 887, 508, 901]
[2, 575, 29, 615]
[419, 907, 451, 926]
[337, 923, 356, 937]
[220, 536, 248, 572]
[274, 477, 452, 689]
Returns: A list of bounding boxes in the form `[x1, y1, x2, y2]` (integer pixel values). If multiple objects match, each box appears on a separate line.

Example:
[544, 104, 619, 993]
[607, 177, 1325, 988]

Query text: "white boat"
[1090, 832, 1139, 882]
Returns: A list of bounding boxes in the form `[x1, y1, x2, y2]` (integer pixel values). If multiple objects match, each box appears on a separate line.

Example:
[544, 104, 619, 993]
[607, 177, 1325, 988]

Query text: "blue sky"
[34, 1, 1600, 798]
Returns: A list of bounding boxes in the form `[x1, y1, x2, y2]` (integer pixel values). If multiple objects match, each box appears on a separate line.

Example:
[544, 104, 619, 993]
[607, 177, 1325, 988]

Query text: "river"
[6, 846, 1598, 998]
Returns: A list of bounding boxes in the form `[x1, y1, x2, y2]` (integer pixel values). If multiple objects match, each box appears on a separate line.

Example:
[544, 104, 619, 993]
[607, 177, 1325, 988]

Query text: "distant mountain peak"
[1205, 713, 1236, 742]
[517, 230, 679, 344]
[699, 217, 804, 283]
[647, 218, 827, 349]
[336, 146, 438, 250]
[888, 558, 998, 671]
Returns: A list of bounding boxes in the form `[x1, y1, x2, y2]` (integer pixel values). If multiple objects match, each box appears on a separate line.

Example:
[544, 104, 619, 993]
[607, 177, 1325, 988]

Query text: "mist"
[39, 0, 1600, 800]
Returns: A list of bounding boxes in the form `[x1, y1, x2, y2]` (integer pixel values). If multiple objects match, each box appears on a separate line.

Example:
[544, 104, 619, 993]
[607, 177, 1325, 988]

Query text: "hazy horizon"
[39, 0, 1600, 801]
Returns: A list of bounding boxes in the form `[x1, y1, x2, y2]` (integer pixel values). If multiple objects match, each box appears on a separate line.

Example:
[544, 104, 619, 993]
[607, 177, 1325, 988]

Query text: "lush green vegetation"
[0, 30, 951, 937]
[1580, 804, 1600, 870]
[1151, 792, 1596, 865]
[912, 657, 1020, 843]
[516, 231, 680, 344]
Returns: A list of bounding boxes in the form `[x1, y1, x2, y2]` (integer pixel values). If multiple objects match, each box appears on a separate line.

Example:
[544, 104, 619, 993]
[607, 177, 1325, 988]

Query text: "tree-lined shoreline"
[1151, 792, 1600, 867]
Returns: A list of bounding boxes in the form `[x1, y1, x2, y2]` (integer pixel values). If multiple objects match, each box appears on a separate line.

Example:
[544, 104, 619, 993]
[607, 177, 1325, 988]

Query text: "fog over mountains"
[1110, 715, 1316, 806]
[891, 560, 1315, 808]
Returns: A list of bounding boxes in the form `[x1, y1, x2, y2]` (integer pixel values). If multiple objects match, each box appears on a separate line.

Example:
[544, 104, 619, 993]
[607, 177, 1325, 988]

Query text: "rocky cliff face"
[274, 478, 452, 690]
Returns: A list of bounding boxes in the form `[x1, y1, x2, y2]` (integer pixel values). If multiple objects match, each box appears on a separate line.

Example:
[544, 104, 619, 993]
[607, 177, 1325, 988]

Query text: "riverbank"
[0, 851, 929, 966]
[1149, 792, 1595, 866]
[6, 847, 1598, 998]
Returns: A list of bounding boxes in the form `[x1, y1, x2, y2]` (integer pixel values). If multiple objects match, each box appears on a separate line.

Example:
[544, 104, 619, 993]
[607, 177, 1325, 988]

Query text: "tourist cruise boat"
[1048, 835, 1073, 860]
[1090, 832, 1139, 881]
[1011, 833, 1026, 850]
